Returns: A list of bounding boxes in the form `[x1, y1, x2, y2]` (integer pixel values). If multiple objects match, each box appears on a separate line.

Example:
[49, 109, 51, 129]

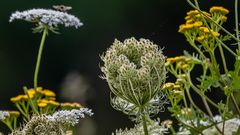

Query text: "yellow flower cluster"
[37, 99, 60, 108]
[178, 21, 203, 33]
[162, 82, 183, 100]
[10, 94, 34, 103]
[38, 89, 56, 97]
[185, 10, 210, 22]
[166, 56, 192, 71]
[210, 6, 229, 15]
[196, 26, 220, 42]
[166, 56, 188, 63]
[179, 6, 228, 43]
[61, 102, 82, 110]
[10, 87, 56, 103]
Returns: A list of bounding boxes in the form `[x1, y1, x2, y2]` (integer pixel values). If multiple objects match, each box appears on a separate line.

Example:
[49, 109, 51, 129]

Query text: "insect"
[53, 5, 72, 12]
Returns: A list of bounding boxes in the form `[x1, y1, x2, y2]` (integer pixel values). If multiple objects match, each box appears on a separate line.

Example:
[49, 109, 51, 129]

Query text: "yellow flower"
[185, 15, 191, 20]
[10, 95, 24, 103]
[42, 89, 56, 97]
[26, 89, 36, 95]
[221, 16, 227, 22]
[186, 19, 194, 24]
[210, 6, 229, 15]
[8, 111, 20, 117]
[48, 100, 60, 107]
[187, 10, 199, 16]
[178, 24, 194, 33]
[38, 102, 48, 108]
[193, 21, 203, 27]
[199, 27, 210, 33]
[196, 36, 205, 42]
[162, 83, 175, 89]
[167, 56, 186, 63]
[173, 90, 182, 96]
[181, 64, 190, 70]
[212, 31, 220, 37]
[173, 84, 181, 89]
[22, 94, 34, 100]
[61, 102, 82, 109]
[72, 102, 82, 108]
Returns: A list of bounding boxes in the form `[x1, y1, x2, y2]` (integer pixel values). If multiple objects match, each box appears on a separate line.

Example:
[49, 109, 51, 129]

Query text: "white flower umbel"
[0, 111, 9, 121]
[9, 8, 83, 28]
[48, 108, 93, 126]
[113, 119, 169, 135]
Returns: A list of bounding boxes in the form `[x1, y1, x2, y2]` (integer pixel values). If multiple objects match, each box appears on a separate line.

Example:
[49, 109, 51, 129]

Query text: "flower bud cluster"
[101, 37, 167, 115]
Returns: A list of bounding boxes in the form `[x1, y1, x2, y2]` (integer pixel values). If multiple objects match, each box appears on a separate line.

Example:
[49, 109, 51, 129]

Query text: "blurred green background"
[0, 0, 233, 134]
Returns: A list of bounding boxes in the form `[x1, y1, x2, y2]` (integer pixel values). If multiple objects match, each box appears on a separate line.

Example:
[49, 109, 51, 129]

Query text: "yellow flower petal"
[38, 102, 48, 108]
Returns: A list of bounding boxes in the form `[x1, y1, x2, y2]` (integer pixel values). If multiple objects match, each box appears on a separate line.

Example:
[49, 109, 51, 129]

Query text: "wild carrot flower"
[9, 8, 83, 28]
[101, 37, 167, 116]
[48, 108, 93, 126]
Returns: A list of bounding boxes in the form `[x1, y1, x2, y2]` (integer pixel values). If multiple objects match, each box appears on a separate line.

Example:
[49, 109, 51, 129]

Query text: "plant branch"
[34, 28, 48, 88]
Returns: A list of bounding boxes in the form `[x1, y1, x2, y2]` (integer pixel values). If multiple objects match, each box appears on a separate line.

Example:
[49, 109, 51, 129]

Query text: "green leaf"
[229, 51, 240, 91]
[197, 74, 220, 90]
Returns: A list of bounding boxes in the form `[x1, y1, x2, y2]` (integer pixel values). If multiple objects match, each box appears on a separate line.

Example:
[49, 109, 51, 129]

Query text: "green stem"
[15, 103, 29, 120]
[230, 93, 240, 115]
[34, 28, 48, 88]
[141, 114, 149, 135]
[2, 120, 13, 131]
[218, 45, 228, 73]
[23, 86, 39, 114]
[187, 73, 222, 110]
[186, 88, 203, 112]
[201, 96, 213, 117]
[188, 37, 206, 59]
[235, 0, 240, 49]
[175, 116, 203, 134]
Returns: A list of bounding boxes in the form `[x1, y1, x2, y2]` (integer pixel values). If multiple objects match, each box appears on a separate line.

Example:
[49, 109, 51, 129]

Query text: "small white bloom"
[48, 108, 93, 126]
[0, 111, 9, 121]
[9, 8, 83, 28]
[213, 115, 222, 122]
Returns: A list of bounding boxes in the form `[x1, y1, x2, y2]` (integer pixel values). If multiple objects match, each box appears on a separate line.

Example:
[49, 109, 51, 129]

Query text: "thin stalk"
[13, 118, 17, 129]
[34, 28, 48, 88]
[4, 121, 13, 131]
[141, 114, 149, 135]
[186, 88, 204, 112]
[183, 90, 188, 108]
[201, 97, 213, 117]
[230, 93, 240, 115]
[235, 0, 240, 49]
[218, 45, 228, 73]
[188, 37, 206, 59]
[170, 126, 176, 135]
[23, 86, 39, 114]
[187, 73, 222, 110]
